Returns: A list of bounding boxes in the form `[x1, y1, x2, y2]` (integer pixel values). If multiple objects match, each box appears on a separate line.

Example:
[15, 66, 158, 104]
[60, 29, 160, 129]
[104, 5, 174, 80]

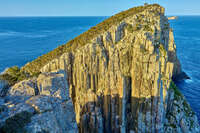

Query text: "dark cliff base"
[173, 72, 190, 82]
[78, 94, 163, 133]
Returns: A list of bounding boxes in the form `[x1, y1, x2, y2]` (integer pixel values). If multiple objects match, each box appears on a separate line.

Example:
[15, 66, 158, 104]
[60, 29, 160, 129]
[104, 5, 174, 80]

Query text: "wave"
[185, 79, 193, 83]
[23, 34, 48, 38]
[0, 31, 48, 38]
[0, 26, 89, 38]
[0, 31, 22, 36]
[0, 67, 9, 75]
[176, 35, 200, 42]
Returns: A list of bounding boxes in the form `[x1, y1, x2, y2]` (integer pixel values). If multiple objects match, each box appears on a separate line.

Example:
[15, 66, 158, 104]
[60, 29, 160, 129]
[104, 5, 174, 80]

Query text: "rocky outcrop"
[0, 4, 199, 133]
[164, 83, 199, 133]
[9, 79, 37, 96]
[0, 71, 78, 133]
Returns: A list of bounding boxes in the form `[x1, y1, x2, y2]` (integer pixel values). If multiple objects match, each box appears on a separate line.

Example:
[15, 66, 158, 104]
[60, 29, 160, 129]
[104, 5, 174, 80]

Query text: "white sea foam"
[185, 79, 193, 83]
[0, 31, 22, 36]
[0, 31, 49, 38]
[23, 34, 47, 38]
[41, 30, 53, 33]
[0, 67, 9, 75]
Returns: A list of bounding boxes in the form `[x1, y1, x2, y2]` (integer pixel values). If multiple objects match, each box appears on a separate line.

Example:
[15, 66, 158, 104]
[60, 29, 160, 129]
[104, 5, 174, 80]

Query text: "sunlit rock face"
[39, 5, 199, 133]
[0, 4, 199, 133]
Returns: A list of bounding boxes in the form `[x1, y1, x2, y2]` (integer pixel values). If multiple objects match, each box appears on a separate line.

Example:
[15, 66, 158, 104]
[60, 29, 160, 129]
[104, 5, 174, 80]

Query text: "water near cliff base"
[0, 16, 199, 122]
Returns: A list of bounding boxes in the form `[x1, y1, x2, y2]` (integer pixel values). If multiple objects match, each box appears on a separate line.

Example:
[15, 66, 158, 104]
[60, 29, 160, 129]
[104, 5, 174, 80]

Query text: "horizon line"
[0, 15, 200, 17]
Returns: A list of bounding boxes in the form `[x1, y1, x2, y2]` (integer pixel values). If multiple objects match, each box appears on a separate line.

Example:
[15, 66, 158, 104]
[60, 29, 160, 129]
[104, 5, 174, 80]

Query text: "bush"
[0, 66, 27, 85]
[170, 81, 183, 100]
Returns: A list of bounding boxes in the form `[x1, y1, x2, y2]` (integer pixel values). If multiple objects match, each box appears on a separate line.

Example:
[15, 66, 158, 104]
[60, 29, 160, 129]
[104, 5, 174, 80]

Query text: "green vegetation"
[183, 100, 195, 117]
[0, 66, 27, 85]
[170, 124, 177, 128]
[21, 4, 161, 75]
[190, 120, 194, 129]
[170, 81, 195, 118]
[164, 23, 169, 30]
[170, 81, 183, 100]
[0, 111, 33, 133]
[165, 82, 197, 130]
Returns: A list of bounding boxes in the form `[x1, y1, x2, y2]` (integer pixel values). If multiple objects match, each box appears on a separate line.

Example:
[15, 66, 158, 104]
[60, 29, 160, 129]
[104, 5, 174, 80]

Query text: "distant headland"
[168, 16, 178, 20]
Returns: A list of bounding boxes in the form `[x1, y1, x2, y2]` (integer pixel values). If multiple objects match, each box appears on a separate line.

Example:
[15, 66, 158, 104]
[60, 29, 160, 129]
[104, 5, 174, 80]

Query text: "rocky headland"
[0, 4, 199, 133]
[168, 16, 178, 20]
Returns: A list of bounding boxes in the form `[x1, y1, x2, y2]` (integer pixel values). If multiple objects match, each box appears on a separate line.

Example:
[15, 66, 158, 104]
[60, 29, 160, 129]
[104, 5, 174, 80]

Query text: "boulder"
[37, 70, 69, 101]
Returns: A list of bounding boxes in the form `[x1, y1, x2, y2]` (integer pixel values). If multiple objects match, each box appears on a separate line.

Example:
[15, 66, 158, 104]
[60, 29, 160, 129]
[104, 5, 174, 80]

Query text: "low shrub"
[0, 66, 27, 85]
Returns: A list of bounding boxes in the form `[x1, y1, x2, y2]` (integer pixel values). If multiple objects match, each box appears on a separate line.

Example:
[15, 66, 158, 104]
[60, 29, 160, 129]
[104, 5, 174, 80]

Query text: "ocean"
[0, 16, 199, 122]
[170, 16, 200, 122]
[0, 17, 107, 72]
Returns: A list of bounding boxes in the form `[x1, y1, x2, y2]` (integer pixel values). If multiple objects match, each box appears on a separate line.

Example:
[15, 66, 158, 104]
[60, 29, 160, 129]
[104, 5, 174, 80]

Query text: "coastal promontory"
[0, 4, 199, 133]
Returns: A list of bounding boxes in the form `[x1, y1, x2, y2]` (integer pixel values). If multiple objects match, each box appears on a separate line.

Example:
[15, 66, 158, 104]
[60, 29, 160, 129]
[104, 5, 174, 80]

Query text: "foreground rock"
[0, 4, 199, 133]
[165, 86, 199, 133]
[0, 80, 9, 97]
[0, 71, 78, 133]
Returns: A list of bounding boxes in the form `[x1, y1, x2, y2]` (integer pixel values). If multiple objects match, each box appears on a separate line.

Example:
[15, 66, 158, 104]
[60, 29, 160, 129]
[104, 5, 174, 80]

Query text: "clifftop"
[21, 4, 164, 75]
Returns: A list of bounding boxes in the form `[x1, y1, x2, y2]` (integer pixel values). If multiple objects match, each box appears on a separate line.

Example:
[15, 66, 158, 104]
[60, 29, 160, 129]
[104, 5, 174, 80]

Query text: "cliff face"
[0, 4, 199, 133]
[39, 4, 199, 133]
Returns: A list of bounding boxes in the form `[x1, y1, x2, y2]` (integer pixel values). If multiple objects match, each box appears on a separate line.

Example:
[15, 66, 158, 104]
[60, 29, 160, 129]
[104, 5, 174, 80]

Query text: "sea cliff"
[0, 4, 199, 133]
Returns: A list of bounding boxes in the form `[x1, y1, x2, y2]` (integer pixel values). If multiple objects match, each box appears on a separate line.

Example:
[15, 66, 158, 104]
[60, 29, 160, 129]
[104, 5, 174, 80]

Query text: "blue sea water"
[0, 17, 107, 72]
[170, 16, 200, 122]
[0, 16, 199, 122]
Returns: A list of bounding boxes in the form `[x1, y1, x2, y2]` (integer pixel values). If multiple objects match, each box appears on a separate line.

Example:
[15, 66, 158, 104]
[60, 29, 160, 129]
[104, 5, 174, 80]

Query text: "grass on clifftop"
[21, 4, 162, 75]
[0, 66, 27, 85]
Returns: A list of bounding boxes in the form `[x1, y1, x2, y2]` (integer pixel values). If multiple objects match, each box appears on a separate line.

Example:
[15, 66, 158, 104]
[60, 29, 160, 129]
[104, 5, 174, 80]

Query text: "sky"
[0, 0, 200, 16]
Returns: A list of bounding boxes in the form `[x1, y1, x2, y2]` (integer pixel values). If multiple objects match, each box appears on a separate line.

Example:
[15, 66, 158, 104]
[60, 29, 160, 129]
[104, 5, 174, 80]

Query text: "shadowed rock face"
[0, 80, 9, 97]
[0, 4, 199, 133]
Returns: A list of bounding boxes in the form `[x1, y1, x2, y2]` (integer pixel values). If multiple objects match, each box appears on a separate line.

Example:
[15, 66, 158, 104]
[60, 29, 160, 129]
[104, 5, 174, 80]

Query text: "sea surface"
[0, 16, 199, 122]
[170, 16, 200, 122]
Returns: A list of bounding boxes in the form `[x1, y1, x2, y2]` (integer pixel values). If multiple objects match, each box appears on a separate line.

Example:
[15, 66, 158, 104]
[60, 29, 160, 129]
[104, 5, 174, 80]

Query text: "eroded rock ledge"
[0, 4, 199, 133]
